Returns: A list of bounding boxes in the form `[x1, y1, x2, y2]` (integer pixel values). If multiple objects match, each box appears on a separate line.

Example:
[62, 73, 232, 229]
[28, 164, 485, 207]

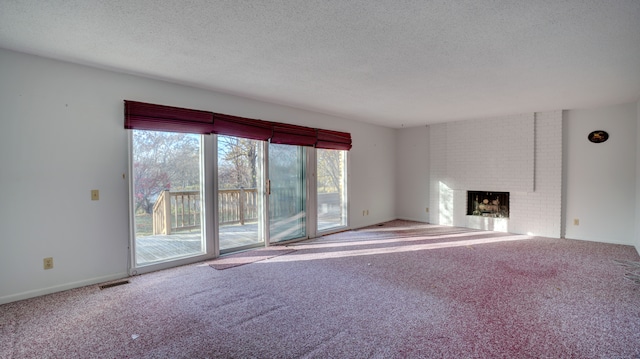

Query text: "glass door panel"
[132, 130, 205, 266]
[317, 149, 348, 232]
[268, 143, 307, 242]
[218, 135, 265, 252]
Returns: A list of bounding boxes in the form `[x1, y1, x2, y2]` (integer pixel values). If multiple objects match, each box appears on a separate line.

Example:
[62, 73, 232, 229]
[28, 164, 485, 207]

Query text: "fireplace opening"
[467, 191, 509, 218]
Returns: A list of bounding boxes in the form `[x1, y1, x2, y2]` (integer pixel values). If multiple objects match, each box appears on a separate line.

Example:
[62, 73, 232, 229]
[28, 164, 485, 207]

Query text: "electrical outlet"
[426, 207, 429, 213]
[43, 257, 53, 270]
[91, 189, 99, 201]
[573, 218, 579, 226]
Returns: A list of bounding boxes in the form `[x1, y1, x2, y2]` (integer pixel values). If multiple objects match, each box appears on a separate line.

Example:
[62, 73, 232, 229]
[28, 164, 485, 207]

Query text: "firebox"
[467, 191, 509, 218]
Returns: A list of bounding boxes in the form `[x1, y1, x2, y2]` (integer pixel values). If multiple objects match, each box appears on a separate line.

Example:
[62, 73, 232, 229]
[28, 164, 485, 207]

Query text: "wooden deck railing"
[152, 187, 313, 235]
[152, 190, 201, 235]
[152, 188, 260, 235]
[218, 188, 258, 225]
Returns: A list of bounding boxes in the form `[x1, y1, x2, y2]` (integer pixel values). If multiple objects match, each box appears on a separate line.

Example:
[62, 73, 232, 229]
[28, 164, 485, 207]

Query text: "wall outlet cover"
[43, 257, 53, 270]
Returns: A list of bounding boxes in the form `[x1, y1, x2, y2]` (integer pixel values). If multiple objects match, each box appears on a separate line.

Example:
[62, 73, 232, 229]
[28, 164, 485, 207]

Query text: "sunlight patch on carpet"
[275, 234, 533, 263]
[208, 247, 296, 270]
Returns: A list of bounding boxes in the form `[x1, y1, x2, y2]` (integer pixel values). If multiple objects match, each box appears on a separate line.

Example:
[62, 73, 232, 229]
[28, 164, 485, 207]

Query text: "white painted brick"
[429, 111, 562, 238]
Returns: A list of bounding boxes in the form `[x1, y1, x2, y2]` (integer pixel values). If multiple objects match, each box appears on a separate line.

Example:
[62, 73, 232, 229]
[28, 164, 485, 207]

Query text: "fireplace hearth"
[467, 191, 509, 218]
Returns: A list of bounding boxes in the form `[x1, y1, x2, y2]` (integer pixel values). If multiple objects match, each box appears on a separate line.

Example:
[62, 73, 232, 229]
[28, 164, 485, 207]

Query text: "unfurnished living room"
[1, 1, 640, 358]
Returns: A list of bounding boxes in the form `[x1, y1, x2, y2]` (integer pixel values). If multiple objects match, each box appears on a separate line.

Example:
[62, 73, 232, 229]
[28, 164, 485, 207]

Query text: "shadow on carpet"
[209, 247, 296, 270]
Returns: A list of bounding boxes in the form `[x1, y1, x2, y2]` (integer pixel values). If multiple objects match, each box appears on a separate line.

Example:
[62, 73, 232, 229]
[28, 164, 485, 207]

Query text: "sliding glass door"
[127, 101, 352, 274]
[268, 143, 307, 242]
[217, 135, 265, 253]
[130, 132, 346, 264]
[131, 130, 205, 266]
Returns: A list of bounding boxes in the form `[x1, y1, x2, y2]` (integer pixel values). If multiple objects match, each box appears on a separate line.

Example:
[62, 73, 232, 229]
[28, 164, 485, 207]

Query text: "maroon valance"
[212, 113, 273, 141]
[271, 123, 318, 147]
[124, 100, 352, 150]
[316, 129, 352, 150]
[124, 101, 214, 134]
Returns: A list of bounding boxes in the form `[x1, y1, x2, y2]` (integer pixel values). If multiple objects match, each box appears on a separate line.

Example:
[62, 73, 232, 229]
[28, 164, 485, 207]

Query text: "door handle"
[267, 179, 271, 195]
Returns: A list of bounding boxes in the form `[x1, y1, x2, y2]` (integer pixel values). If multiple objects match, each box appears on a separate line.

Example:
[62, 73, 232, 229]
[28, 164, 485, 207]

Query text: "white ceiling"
[1, 1, 639, 128]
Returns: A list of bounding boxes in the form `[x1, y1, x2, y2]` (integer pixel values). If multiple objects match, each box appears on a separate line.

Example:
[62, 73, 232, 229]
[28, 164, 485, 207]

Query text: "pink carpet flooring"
[2, 220, 639, 358]
[209, 247, 296, 270]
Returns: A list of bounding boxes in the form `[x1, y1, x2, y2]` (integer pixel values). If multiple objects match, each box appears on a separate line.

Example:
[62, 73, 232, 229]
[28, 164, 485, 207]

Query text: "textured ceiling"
[1, 1, 639, 128]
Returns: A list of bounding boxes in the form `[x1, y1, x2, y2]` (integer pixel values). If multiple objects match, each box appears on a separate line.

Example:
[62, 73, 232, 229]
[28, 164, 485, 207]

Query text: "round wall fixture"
[588, 130, 609, 143]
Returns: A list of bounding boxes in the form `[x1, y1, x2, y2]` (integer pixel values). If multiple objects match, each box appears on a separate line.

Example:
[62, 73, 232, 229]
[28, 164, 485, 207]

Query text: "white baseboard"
[0, 272, 128, 305]
[395, 216, 429, 223]
[350, 217, 426, 231]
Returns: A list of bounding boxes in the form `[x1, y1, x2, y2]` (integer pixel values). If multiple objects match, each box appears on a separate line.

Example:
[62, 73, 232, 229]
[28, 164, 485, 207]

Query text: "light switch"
[91, 189, 99, 201]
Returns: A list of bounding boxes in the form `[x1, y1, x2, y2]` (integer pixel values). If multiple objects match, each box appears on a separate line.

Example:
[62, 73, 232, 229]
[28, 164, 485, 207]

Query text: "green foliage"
[135, 213, 153, 236]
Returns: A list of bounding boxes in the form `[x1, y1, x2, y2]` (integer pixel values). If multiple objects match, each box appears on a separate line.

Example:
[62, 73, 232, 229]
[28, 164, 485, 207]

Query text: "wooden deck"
[136, 215, 344, 265]
[136, 223, 262, 265]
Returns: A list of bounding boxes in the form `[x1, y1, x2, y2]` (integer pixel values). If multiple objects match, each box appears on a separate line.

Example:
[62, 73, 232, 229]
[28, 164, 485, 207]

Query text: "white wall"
[635, 99, 640, 253]
[564, 102, 637, 245]
[395, 126, 429, 222]
[0, 48, 396, 304]
[428, 111, 563, 238]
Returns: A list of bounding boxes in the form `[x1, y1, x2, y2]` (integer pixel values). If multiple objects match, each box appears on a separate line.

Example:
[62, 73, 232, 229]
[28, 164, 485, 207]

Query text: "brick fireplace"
[429, 111, 562, 237]
[467, 191, 509, 218]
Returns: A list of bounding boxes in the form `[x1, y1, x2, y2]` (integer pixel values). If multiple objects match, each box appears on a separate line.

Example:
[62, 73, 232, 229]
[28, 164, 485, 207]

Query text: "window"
[317, 149, 348, 232]
[218, 135, 266, 253]
[131, 130, 205, 267]
[269, 143, 308, 242]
